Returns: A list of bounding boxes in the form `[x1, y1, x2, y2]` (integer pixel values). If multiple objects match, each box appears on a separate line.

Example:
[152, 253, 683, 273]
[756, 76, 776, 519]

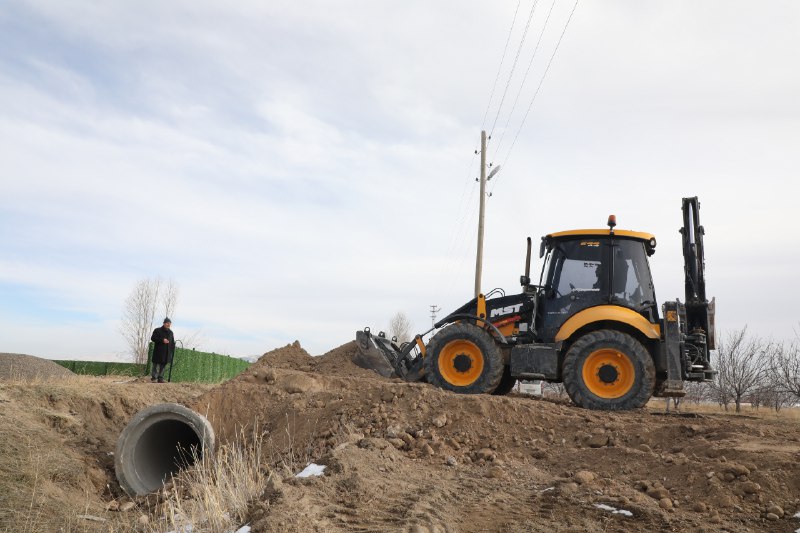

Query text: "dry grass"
[0, 374, 211, 533]
[149, 427, 269, 533]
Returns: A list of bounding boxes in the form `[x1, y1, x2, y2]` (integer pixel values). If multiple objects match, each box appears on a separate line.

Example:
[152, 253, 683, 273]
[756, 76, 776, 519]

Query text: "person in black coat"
[150, 318, 175, 383]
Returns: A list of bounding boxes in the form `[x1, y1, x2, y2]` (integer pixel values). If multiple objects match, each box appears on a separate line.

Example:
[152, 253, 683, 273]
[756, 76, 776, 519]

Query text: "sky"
[1, 1, 798, 361]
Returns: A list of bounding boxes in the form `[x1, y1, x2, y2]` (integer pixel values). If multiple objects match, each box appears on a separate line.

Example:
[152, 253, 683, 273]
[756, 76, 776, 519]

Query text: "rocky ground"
[197, 342, 800, 533]
[1, 345, 799, 532]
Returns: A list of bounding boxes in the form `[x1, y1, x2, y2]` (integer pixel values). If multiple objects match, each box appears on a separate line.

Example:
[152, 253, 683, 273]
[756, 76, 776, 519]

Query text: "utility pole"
[474, 130, 487, 298]
[429, 304, 441, 328]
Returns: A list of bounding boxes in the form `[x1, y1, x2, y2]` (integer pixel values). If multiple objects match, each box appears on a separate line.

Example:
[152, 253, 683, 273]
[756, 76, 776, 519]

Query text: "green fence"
[53, 346, 250, 383]
[54, 360, 145, 376]
[146, 343, 250, 383]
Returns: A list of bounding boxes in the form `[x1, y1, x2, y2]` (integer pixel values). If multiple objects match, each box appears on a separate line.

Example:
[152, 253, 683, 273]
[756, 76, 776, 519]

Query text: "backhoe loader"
[355, 196, 716, 410]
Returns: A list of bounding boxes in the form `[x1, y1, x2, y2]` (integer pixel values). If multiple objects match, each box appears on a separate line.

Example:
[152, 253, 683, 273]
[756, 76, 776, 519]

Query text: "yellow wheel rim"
[438, 339, 484, 387]
[582, 348, 635, 399]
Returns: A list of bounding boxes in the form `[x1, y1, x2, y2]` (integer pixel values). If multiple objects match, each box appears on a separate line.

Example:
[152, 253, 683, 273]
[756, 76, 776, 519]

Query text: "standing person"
[150, 318, 174, 383]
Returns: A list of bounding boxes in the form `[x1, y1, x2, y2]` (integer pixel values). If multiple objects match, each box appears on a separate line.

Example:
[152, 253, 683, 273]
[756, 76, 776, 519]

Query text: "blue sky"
[1, 1, 799, 360]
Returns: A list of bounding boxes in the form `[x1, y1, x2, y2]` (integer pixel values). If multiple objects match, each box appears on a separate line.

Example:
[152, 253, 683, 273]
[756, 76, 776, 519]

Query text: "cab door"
[539, 238, 610, 341]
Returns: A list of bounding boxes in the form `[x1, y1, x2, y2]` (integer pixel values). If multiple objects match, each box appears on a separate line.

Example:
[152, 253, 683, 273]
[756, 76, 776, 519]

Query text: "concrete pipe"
[115, 403, 215, 496]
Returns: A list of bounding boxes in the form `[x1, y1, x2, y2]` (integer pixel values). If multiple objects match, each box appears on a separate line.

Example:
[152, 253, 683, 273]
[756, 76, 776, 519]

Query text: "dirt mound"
[191, 343, 800, 533]
[3, 341, 799, 532]
[311, 341, 388, 379]
[0, 353, 74, 380]
[251, 341, 315, 371]
[0, 376, 211, 531]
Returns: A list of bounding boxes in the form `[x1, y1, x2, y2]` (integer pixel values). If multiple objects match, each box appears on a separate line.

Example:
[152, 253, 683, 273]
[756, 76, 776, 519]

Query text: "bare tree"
[120, 278, 162, 364]
[683, 381, 710, 405]
[388, 312, 412, 344]
[710, 328, 771, 413]
[180, 329, 206, 350]
[766, 341, 800, 407]
[162, 278, 179, 320]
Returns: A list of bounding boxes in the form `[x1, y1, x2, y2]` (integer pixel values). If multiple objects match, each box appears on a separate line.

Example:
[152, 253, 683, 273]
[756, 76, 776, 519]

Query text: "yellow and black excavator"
[355, 196, 716, 410]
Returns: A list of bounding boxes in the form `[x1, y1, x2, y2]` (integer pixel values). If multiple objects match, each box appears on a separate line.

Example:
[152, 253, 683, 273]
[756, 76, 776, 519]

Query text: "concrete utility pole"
[474, 130, 487, 298]
[429, 304, 441, 328]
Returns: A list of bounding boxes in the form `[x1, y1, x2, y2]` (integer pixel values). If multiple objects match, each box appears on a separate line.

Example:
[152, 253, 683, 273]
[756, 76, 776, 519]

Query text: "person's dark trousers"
[151, 363, 166, 381]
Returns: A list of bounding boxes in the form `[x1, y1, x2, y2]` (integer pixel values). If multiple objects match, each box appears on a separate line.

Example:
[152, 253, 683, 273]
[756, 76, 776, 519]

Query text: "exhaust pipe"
[115, 403, 215, 496]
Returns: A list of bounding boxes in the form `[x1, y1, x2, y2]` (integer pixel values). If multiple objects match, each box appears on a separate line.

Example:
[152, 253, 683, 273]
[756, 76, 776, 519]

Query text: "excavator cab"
[537, 228, 659, 341]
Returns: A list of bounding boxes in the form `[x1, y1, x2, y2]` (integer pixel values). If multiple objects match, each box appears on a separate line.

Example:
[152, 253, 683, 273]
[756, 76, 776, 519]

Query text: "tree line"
[679, 327, 800, 413]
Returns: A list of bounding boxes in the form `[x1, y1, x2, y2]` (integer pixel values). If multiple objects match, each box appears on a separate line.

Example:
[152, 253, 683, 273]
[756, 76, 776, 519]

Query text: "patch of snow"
[296, 463, 326, 478]
[233, 526, 251, 533]
[794, 511, 800, 518]
[594, 503, 633, 517]
[165, 526, 193, 533]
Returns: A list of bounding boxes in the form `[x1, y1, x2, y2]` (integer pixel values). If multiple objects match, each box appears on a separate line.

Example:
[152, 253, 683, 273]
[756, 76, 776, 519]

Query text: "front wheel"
[424, 323, 505, 394]
[562, 329, 655, 410]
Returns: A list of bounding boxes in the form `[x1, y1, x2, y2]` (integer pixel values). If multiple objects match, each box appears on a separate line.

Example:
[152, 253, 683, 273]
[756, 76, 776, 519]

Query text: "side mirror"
[539, 239, 547, 258]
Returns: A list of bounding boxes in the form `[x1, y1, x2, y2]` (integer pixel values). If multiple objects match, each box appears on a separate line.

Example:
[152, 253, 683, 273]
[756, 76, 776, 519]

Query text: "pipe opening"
[116, 403, 215, 496]
[134, 419, 202, 491]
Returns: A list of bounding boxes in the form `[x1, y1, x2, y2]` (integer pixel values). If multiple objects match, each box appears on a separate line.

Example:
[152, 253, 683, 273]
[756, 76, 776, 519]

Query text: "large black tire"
[425, 323, 505, 394]
[492, 368, 517, 396]
[562, 329, 655, 410]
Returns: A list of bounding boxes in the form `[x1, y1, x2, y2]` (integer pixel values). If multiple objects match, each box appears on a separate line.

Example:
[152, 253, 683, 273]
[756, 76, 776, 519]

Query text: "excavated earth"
[194, 342, 800, 533]
[1, 346, 799, 532]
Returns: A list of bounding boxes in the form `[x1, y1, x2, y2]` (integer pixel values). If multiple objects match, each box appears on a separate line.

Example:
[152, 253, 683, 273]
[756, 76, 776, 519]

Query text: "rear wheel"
[425, 323, 504, 394]
[492, 368, 517, 396]
[563, 329, 655, 410]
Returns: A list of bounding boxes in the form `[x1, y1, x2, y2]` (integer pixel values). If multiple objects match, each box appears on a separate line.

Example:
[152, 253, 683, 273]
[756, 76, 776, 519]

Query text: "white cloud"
[1, 1, 799, 359]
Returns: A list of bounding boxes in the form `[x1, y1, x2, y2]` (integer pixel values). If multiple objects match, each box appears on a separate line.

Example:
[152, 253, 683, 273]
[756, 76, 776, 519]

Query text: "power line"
[488, 0, 541, 139]
[491, 0, 559, 160]
[480, 0, 523, 131]
[497, 0, 579, 184]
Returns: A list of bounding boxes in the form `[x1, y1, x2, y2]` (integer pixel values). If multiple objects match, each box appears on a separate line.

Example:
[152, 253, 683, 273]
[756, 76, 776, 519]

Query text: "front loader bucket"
[354, 329, 402, 378]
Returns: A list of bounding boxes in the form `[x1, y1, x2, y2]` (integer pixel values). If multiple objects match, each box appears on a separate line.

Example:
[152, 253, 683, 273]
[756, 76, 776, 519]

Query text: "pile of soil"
[0, 353, 74, 380]
[191, 341, 800, 533]
[0, 377, 212, 531]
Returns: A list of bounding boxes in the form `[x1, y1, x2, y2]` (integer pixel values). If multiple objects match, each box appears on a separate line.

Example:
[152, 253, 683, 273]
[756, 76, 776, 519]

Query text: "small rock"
[691, 502, 707, 512]
[725, 464, 750, 477]
[137, 515, 149, 526]
[705, 471, 715, 479]
[740, 481, 761, 494]
[646, 487, 671, 500]
[587, 434, 609, 448]
[400, 433, 415, 447]
[432, 414, 447, 428]
[766, 513, 779, 521]
[119, 502, 135, 512]
[105, 500, 119, 512]
[766, 504, 784, 517]
[388, 438, 406, 450]
[266, 471, 283, 494]
[659, 498, 673, 510]
[488, 466, 507, 479]
[708, 512, 722, 524]
[445, 456, 457, 467]
[423, 444, 434, 456]
[557, 481, 579, 495]
[573, 471, 595, 485]
[476, 448, 496, 462]
[637, 443, 653, 453]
